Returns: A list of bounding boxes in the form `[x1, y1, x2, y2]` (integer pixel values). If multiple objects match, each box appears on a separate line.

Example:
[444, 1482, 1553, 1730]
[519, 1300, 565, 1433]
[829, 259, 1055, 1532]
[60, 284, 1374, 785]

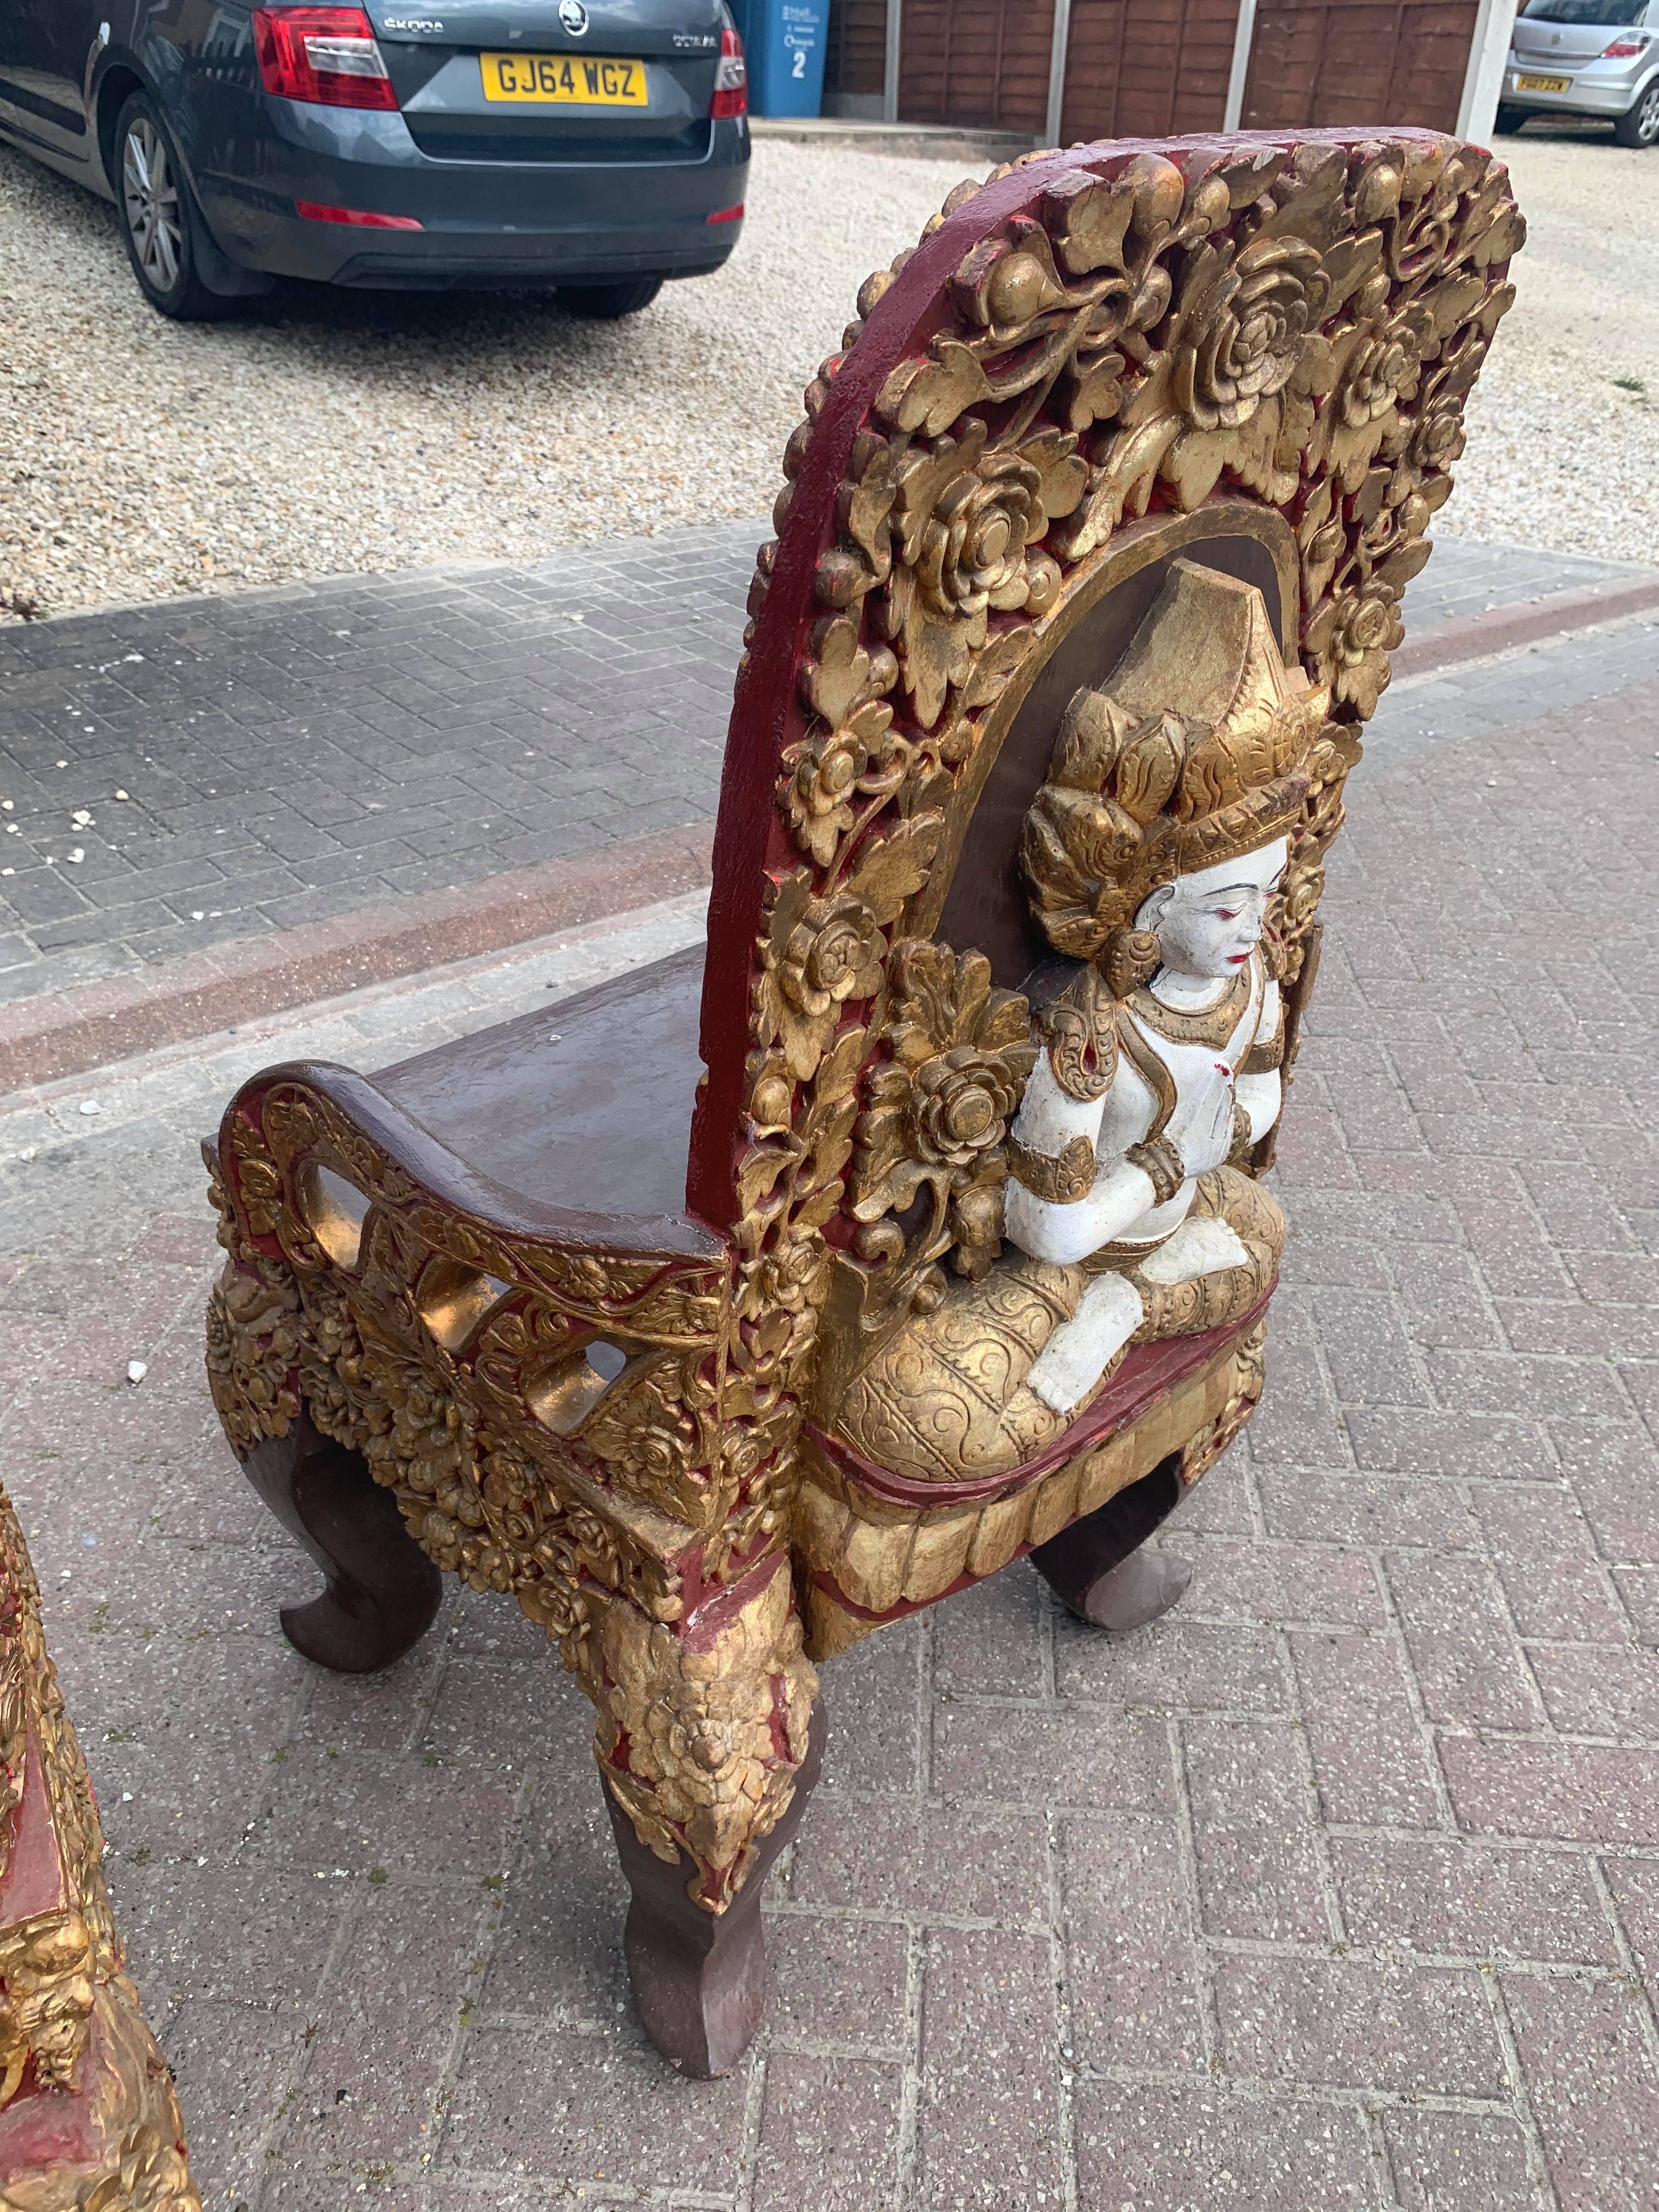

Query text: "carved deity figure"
[835, 561, 1341, 1486]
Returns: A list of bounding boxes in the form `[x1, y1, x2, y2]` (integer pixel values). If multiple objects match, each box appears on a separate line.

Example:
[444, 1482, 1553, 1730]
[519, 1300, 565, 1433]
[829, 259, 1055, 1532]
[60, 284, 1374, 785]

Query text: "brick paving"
[0, 528, 1647, 1012]
[0, 581, 1656, 2209]
[0, 523, 755, 1008]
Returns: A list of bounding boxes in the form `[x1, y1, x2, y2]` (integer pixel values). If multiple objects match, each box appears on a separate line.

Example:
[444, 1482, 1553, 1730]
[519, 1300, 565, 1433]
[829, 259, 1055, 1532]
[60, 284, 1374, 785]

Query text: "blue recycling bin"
[730, 0, 827, 118]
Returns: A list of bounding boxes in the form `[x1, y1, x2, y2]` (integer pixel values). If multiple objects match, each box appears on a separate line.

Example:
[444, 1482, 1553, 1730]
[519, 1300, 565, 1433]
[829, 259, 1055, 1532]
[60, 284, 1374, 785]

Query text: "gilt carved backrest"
[685, 129, 1522, 1655]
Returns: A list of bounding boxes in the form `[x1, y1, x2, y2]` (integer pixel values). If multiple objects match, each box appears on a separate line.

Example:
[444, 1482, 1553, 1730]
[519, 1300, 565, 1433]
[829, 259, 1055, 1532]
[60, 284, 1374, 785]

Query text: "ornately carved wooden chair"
[203, 128, 1521, 2076]
[0, 1485, 199, 2209]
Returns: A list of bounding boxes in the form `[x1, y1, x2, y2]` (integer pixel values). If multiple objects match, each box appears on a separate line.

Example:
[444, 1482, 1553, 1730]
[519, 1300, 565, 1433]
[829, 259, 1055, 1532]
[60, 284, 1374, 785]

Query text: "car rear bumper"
[1503, 55, 1650, 116]
[195, 99, 748, 287]
[255, 208, 744, 288]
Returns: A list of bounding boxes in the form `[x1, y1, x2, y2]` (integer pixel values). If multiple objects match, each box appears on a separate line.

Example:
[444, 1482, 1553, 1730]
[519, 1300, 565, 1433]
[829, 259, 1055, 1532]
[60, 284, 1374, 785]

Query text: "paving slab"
[0, 526, 1648, 1018]
[0, 523, 755, 1004]
[0, 570, 1657, 2209]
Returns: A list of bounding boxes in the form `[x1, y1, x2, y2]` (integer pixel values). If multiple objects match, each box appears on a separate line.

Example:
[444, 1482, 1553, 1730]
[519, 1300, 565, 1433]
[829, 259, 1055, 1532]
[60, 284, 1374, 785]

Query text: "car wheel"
[558, 277, 664, 319]
[114, 91, 238, 319]
[1613, 78, 1659, 145]
[1494, 104, 1528, 134]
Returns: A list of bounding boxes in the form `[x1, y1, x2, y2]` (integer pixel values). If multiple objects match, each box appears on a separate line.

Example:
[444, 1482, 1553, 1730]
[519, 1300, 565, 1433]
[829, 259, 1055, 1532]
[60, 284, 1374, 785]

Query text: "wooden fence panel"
[1385, 1, 1482, 122]
[825, 0, 889, 101]
[1240, 0, 1477, 131]
[835, 0, 1476, 146]
[898, 0, 1059, 133]
[1060, 0, 1240, 140]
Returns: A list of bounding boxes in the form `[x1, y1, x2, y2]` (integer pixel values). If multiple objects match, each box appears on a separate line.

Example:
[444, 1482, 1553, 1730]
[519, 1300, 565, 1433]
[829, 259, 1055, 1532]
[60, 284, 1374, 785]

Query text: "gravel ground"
[0, 139, 973, 620]
[1453, 123, 1659, 563]
[1, 121, 1656, 621]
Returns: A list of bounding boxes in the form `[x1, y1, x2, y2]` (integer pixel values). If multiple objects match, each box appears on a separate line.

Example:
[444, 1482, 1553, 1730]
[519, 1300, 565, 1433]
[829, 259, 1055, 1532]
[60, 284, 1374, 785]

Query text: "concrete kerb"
[746, 117, 1038, 162]
[1391, 574, 1659, 680]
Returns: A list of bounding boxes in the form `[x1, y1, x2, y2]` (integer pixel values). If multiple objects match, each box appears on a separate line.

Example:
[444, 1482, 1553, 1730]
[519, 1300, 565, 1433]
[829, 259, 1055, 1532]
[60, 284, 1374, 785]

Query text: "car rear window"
[1520, 0, 1645, 21]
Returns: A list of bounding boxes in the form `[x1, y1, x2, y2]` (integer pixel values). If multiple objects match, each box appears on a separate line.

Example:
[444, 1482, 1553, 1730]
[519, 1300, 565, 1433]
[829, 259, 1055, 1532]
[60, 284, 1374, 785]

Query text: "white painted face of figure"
[1136, 837, 1289, 984]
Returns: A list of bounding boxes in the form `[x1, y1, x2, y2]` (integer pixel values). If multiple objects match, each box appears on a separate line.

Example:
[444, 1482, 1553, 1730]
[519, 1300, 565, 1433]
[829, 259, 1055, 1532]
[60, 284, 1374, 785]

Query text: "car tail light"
[255, 7, 398, 109]
[296, 199, 422, 227]
[1602, 31, 1650, 53]
[710, 24, 746, 117]
[707, 202, 744, 223]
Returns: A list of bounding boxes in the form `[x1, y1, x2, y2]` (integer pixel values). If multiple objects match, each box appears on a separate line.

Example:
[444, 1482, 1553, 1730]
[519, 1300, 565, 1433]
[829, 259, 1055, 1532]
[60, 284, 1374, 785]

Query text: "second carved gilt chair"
[0, 1483, 199, 2207]
[202, 127, 1522, 2076]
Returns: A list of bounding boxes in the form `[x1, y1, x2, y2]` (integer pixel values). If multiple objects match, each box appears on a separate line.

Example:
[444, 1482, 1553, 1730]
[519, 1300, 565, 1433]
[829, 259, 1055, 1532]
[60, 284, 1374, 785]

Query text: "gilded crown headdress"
[1022, 561, 1333, 963]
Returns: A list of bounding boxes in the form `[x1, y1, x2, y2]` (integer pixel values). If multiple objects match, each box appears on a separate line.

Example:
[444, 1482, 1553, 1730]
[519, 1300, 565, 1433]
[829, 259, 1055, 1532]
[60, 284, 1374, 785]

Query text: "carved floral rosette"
[693, 126, 1520, 1541]
[0, 1492, 198, 2211]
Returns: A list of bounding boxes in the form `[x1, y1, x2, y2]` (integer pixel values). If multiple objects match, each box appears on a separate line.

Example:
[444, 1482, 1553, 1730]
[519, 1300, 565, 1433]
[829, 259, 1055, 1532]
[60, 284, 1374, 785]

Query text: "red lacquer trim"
[804, 1283, 1273, 1510]
[0, 2019, 99, 2177]
[0, 1728, 92, 2168]
[0, 1726, 68, 1928]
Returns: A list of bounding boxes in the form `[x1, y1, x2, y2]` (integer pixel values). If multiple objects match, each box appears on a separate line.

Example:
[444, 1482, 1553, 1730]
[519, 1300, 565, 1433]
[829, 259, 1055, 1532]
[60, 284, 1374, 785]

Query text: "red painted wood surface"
[2, 1730, 67, 1926]
[0, 1731, 91, 2171]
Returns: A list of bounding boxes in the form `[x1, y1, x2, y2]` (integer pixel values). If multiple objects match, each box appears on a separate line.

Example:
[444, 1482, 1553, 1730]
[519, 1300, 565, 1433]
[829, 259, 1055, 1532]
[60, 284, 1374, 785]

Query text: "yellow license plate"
[1515, 72, 1570, 91]
[479, 52, 647, 103]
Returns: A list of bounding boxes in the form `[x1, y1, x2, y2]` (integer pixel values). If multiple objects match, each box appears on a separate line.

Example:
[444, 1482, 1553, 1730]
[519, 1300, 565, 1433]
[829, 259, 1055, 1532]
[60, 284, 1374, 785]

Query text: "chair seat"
[371, 941, 706, 1224]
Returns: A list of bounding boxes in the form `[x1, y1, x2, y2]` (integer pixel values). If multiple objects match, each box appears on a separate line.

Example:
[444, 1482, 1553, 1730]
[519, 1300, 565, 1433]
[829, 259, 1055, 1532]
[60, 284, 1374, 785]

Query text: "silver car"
[1499, 0, 1659, 145]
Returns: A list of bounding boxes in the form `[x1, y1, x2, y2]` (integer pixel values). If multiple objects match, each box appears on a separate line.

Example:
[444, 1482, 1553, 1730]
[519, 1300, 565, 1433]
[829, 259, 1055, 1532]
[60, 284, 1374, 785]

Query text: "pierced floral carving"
[851, 941, 1036, 1288]
[204, 1256, 303, 1452]
[1306, 573, 1404, 719]
[716, 122, 1517, 1611]
[755, 880, 885, 1082]
[886, 417, 1085, 728]
[782, 699, 909, 870]
[1178, 232, 1324, 428]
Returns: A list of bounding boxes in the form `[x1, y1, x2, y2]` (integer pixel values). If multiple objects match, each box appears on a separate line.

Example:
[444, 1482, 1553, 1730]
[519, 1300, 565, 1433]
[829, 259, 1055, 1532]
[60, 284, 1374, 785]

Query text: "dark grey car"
[0, 0, 750, 318]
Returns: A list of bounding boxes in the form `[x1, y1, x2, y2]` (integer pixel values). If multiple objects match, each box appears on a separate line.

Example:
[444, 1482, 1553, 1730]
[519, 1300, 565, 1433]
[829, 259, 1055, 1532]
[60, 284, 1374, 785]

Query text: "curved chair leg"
[603, 1699, 826, 2078]
[1029, 1454, 1192, 1634]
[242, 1412, 443, 1673]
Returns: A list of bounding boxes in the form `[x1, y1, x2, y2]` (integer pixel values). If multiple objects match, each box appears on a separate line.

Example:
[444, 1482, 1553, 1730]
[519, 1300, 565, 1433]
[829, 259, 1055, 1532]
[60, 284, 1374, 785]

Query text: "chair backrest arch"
[686, 126, 1522, 1248]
